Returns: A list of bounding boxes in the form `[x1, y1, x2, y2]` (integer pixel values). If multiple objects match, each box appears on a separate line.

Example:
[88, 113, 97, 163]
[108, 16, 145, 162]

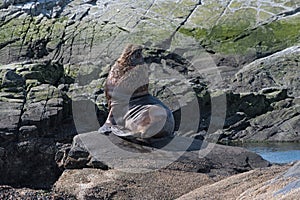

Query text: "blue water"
[234, 143, 300, 164]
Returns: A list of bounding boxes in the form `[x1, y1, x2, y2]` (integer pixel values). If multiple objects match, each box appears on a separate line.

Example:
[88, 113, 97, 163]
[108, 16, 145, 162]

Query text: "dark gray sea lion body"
[98, 45, 175, 139]
[123, 94, 175, 138]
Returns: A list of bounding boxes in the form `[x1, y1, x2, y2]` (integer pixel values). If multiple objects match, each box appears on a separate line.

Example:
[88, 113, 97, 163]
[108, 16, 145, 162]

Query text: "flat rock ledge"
[52, 131, 272, 199]
[56, 131, 270, 175]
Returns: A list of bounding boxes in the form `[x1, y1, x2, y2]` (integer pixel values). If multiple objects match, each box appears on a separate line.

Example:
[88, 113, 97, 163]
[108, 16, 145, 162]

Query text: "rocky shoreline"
[0, 162, 299, 199]
[0, 0, 299, 199]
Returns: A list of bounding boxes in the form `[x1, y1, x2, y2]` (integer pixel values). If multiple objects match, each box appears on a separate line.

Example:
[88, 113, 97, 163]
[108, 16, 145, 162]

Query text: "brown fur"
[99, 44, 175, 139]
[105, 44, 148, 109]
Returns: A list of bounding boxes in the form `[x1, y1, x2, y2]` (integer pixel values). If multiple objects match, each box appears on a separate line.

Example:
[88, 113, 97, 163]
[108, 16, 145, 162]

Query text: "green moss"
[268, 19, 300, 42]
[273, 0, 285, 3]
[27, 86, 60, 102]
[64, 64, 79, 79]
[179, 27, 207, 42]
[261, 6, 285, 14]
[229, 1, 243, 9]
[209, 21, 250, 41]
[0, 15, 68, 52]
[284, 1, 298, 7]
[258, 11, 272, 20]
[25, 79, 41, 90]
[180, 14, 300, 56]
[229, 17, 300, 55]
[0, 17, 24, 43]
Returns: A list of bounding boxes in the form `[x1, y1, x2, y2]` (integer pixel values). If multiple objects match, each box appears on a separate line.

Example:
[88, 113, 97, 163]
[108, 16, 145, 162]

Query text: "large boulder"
[56, 131, 270, 176]
[232, 46, 300, 97]
[215, 89, 300, 142]
[53, 131, 270, 199]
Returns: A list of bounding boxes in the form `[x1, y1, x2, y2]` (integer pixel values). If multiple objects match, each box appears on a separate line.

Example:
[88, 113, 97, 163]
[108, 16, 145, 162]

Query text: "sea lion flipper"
[110, 125, 151, 144]
[110, 125, 140, 137]
[98, 124, 112, 135]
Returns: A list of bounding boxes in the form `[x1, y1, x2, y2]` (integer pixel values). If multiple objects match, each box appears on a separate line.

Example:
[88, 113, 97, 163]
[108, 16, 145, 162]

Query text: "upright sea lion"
[98, 44, 175, 140]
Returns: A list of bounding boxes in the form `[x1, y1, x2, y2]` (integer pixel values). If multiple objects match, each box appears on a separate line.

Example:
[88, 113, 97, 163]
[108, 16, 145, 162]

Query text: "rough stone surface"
[54, 168, 215, 200]
[0, 60, 77, 188]
[57, 131, 270, 176]
[232, 46, 300, 97]
[1, 0, 299, 66]
[216, 90, 300, 142]
[177, 162, 300, 200]
[0, 185, 76, 200]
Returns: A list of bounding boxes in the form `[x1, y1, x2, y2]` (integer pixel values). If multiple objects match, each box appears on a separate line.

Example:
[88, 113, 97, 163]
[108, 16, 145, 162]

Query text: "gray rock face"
[274, 161, 300, 196]
[213, 47, 300, 142]
[215, 88, 300, 142]
[0, 60, 76, 188]
[1, 0, 299, 67]
[57, 131, 269, 175]
[232, 46, 300, 97]
[0, 61, 69, 137]
[176, 162, 300, 200]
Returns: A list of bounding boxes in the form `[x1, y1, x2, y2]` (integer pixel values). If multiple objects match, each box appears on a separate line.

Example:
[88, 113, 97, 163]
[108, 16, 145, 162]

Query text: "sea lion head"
[117, 44, 144, 67]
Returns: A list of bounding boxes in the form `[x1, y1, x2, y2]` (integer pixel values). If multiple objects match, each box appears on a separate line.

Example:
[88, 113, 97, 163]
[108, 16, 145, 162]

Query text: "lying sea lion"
[98, 44, 175, 140]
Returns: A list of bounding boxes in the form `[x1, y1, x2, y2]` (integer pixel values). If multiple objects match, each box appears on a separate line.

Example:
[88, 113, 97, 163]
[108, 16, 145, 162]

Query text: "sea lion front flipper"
[98, 124, 112, 135]
[110, 125, 141, 138]
[110, 125, 151, 145]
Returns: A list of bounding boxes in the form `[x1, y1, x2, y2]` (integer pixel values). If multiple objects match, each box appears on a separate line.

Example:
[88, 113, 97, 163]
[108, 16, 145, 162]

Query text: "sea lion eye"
[132, 51, 140, 60]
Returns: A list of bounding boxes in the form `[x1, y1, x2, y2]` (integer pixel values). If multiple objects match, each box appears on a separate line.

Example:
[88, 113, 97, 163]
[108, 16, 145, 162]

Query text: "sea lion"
[98, 44, 175, 140]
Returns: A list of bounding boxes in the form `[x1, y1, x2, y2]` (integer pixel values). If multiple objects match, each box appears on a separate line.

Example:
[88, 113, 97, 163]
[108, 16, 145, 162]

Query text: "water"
[233, 143, 300, 164]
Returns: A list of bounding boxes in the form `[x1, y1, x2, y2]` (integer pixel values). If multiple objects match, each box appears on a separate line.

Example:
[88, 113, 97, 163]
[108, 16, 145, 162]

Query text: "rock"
[21, 84, 64, 135]
[18, 125, 38, 141]
[1, 0, 299, 68]
[1, 0, 70, 17]
[53, 168, 215, 200]
[0, 66, 26, 137]
[232, 46, 300, 97]
[1, 70, 25, 88]
[277, 161, 300, 189]
[0, 61, 75, 188]
[220, 103, 300, 142]
[55, 143, 72, 169]
[0, 139, 61, 189]
[63, 146, 90, 169]
[59, 131, 269, 176]
[1, 162, 298, 200]
[207, 87, 299, 142]
[176, 163, 297, 200]
[0, 185, 76, 199]
[0, 101, 23, 140]
[0, 60, 67, 133]
[19, 61, 64, 86]
[182, 2, 300, 67]
[247, 105, 300, 142]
